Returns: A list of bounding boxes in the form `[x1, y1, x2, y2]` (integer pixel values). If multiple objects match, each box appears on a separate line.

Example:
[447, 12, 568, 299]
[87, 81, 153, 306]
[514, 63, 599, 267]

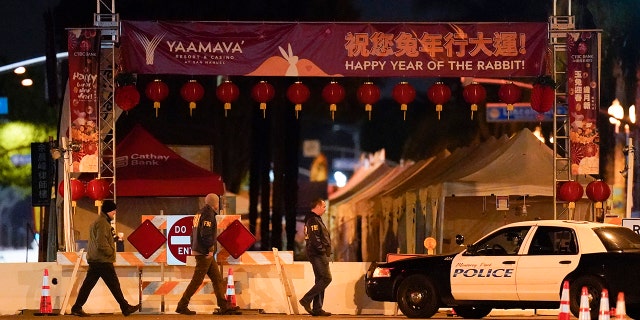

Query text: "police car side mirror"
[455, 234, 465, 246]
[465, 244, 478, 255]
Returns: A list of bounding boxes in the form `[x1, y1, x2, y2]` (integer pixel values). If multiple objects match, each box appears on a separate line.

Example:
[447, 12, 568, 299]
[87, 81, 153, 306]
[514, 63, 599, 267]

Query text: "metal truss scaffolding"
[94, 0, 119, 203]
[550, 1, 575, 219]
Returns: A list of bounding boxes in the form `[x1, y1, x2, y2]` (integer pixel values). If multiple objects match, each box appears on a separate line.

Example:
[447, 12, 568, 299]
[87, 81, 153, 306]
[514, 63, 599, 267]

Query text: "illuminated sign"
[0, 97, 7, 115]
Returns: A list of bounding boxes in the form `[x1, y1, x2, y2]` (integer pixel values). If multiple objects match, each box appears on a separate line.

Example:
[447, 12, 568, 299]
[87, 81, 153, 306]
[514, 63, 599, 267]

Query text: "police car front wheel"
[397, 274, 439, 318]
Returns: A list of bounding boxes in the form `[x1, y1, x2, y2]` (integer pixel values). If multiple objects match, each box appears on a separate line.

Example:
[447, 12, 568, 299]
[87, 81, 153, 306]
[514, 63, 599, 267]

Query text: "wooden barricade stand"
[273, 248, 298, 315]
[59, 249, 84, 315]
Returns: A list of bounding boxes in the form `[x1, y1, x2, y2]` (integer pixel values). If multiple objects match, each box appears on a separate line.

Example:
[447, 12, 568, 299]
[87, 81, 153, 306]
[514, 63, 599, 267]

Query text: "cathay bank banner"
[120, 21, 547, 78]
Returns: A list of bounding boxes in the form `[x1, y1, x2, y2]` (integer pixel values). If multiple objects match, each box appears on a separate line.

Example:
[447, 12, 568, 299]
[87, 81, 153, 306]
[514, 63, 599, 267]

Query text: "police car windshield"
[593, 227, 640, 252]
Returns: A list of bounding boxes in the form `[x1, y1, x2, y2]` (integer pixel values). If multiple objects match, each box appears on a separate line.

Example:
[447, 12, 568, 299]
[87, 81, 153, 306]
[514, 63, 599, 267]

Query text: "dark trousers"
[301, 255, 332, 312]
[178, 254, 228, 310]
[72, 262, 130, 311]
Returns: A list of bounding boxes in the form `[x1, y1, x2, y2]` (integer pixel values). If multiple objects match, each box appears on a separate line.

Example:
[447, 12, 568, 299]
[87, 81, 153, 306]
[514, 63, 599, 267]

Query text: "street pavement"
[2, 309, 568, 319]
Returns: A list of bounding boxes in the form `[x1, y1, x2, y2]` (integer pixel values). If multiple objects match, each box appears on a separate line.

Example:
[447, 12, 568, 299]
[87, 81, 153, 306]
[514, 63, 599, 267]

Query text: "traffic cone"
[615, 292, 626, 319]
[599, 289, 610, 320]
[558, 281, 571, 320]
[38, 269, 52, 315]
[225, 267, 236, 308]
[579, 286, 591, 320]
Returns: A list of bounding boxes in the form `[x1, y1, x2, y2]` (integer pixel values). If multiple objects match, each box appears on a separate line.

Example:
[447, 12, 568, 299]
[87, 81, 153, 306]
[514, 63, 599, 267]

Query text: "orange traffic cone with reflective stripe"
[599, 289, 610, 320]
[615, 292, 627, 319]
[579, 286, 592, 320]
[558, 281, 571, 320]
[225, 267, 236, 308]
[38, 269, 52, 315]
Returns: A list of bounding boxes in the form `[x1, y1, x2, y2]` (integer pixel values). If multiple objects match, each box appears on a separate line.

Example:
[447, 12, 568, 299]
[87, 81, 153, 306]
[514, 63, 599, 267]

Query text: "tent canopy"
[379, 128, 565, 198]
[115, 125, 225, 197]
[442, 128, 557, 197]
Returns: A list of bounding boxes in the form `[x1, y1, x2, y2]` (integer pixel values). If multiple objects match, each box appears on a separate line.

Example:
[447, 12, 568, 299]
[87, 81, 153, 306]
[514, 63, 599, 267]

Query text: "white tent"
[330, 128, 598, 260]
[442, 128, 559, 197]
[327, 150, 391, 261]
[406, 128, 595, 254]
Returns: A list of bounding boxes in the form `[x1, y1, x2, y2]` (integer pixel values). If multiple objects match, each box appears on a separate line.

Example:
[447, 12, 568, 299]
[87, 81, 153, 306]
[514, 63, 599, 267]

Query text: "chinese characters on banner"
[67, 29, 101, 173]
[568, 32, 600, 175]
[31, 142, 53, 206]
[120, 22, 548, 78]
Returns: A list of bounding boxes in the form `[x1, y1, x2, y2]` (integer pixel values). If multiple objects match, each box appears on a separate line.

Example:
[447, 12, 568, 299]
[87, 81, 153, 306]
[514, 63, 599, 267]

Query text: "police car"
[365, 220, 640, 319]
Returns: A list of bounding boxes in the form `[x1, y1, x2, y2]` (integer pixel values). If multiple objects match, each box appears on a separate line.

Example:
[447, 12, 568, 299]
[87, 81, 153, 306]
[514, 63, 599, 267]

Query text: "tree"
[0, 122, 55, 191]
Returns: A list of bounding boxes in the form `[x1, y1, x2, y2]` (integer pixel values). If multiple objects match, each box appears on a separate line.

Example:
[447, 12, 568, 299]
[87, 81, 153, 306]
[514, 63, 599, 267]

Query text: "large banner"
[120, 21, 548, 78]
[568, 31, 600, 175]
[68, 29, 101, 173]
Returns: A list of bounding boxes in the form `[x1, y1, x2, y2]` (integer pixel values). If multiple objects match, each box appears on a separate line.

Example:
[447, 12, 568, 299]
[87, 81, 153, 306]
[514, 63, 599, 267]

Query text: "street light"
[628, 104, 636, 218]
[608, 99, 624, 132]
[12, 66, 33, 86]
[609, 99, 636, 218]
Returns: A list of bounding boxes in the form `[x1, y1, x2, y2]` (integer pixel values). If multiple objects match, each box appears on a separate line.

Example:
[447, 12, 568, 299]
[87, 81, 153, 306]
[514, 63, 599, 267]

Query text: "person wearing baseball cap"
[70, 200, 140, 317]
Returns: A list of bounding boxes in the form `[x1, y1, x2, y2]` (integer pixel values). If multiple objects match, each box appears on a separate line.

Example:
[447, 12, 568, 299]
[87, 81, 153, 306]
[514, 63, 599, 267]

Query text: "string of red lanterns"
[58, 178, 112, 207]
[132, 78, 553, 121]
[357, 82, 381, 120]
[556, 180, 612, 221]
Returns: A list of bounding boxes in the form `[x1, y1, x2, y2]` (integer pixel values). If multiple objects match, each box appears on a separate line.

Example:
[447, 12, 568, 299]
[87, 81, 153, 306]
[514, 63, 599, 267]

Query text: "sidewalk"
[2, 309, 563, 320]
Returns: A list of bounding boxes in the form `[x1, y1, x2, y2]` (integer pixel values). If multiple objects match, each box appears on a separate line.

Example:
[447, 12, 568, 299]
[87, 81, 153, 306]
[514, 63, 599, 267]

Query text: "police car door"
[516, 226, 580, 300]
[451, 226, 529, 301]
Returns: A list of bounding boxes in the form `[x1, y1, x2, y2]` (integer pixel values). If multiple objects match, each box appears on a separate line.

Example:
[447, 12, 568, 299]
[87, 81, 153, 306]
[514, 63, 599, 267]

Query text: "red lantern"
[558, 181, 584, 203]
[216, 80, 240, 117]
[586, 180, 611, 203]
[427, 82, 451, 120]
[531, 75, 556, 119]
[251, 81, 276, 118]
[286, 81, 310, 119]
[86, 178, 111, 202]
[58, 179, 85, 202]
[114, 84, 140, 112]
[392, 82, 416, 121]
[357, 82, 381, 120]
[321, 81, 345, 121]
[180, 80, 205, 116]
[463, 82, 486, 120]
[145, 79, 169, 118]
[498, 81, 522, 118]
